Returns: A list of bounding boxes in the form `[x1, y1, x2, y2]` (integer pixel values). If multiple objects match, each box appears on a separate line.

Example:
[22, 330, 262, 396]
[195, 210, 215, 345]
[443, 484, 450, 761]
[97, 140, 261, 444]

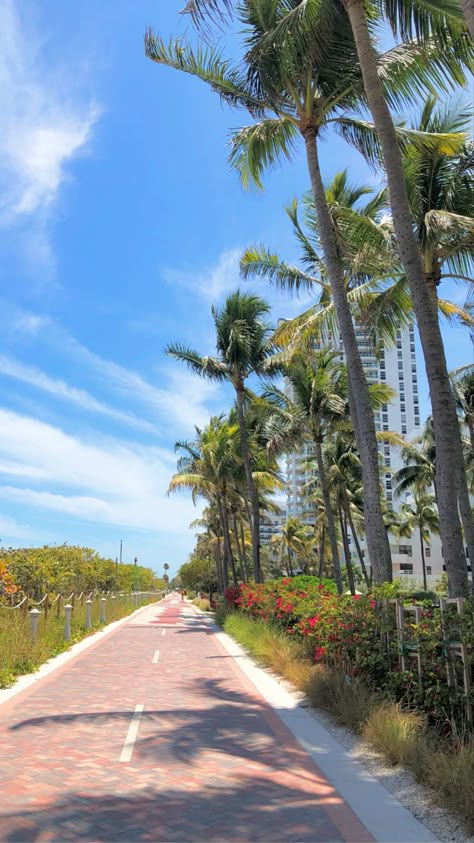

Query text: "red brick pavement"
[0, 596, 373, 842]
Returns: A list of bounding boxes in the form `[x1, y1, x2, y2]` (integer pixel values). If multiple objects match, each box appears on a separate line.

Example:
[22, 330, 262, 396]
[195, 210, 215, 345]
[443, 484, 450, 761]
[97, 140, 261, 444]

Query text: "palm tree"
[166, 292, 279, 582]
[145, 6, 468, 587]
[174, 0, 471, 598]
[325, 0, 472, 597]
[145, 16, 413, 584]
[271, 517, 313, 576]
[264, 348, 347, 592]
[169, 415, 243, 590]
[452, 367, 474, 455]
[325, 432, 371, 589]
[398, 492, 439, 590]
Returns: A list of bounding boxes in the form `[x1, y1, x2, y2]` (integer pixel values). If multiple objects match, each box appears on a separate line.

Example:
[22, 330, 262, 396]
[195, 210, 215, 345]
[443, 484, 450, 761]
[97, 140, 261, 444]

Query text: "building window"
[400, 563, 414, 573]
[399, 545, 413, 556]
[425, 547, 431, 557]
[426, 565, 432, 575]
[402, 426, 407, 434]
[398, 361, 404, 369]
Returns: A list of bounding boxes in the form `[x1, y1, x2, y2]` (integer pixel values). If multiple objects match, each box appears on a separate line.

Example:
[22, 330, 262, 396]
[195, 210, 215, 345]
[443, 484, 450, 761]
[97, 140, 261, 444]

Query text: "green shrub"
[198, 598, 210, 611]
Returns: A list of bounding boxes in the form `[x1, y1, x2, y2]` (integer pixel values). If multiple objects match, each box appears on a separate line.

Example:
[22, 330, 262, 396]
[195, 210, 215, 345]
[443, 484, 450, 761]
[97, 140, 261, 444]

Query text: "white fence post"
[99, 597, 106, 623]
[64, 604, 72, 640]
[29, 608, 41, 642]
[85, 599, 92, 629]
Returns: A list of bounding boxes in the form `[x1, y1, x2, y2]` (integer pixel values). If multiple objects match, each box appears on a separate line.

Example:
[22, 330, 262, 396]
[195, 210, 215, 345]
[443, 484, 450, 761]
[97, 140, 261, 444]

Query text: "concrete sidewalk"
[0, 595, 437, 842]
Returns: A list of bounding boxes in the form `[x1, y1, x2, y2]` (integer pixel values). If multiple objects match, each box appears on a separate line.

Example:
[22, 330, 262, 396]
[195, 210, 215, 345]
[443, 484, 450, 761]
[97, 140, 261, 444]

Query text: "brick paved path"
[0, 596, 373, 842]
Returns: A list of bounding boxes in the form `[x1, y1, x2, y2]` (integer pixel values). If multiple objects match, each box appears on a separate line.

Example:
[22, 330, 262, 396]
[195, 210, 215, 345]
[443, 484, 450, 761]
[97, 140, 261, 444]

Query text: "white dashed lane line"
[152, 649, 160, 664]
[119, 704, 144, 763]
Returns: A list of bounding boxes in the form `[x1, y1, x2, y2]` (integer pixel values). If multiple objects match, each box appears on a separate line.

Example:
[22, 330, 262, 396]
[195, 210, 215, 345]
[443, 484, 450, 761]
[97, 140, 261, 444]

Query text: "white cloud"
[0, 0, 99, 263]
[48, 329, 221, 433]
[162, 247, 317, 321]
[0, 409, 200, 533]
[0, 355, 158, 433]
[163, 248, 242, 302]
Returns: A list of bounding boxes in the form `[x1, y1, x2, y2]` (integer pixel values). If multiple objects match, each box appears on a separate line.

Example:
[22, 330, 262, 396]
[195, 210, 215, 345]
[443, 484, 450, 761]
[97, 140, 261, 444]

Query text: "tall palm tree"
[145, 5, 468, 587]
[271, 517, 313, 576]
[264, 348, 347, 592]
[166, 291, 279, 582]
[398, 491, 439, 591]
[173, 0, 471, 597]
[323, 0, 472, 597]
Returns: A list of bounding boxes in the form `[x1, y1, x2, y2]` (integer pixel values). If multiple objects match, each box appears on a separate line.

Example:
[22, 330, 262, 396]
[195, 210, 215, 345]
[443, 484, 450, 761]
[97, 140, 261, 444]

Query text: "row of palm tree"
[149, 0, 473, 595]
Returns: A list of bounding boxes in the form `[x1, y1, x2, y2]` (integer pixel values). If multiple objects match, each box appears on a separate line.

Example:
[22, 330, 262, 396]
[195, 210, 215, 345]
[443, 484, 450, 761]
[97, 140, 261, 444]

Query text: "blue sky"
[0, 0, 471, 578]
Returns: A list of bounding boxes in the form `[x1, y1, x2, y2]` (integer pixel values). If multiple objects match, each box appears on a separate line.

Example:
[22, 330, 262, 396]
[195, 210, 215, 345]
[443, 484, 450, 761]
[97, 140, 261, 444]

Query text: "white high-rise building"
[285, 321, 446, 584]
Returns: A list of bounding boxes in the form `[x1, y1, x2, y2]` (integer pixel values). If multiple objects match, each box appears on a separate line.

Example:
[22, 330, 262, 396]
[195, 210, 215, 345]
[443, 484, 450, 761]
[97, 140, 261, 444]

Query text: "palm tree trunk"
[314, 436, 343, 593]
[318, 525, 325, 578]
[457, 476, 474, 594]
[239, 520, 249, 581]
[235, 386, 261, 582]
[345, 497, 370, 587]
[338, 504, 355, 594]
[233, 512, 246, 581]
[460, 0, 474, 39]
[304, 129, 392, 584]
[216, 497, 230, 591]
[215, 525, 225, 593]
[419, 527, 428, 591]
[287, 544, 294, 576]
[223, 503, 238, 586]
[345, 0, 468, 598]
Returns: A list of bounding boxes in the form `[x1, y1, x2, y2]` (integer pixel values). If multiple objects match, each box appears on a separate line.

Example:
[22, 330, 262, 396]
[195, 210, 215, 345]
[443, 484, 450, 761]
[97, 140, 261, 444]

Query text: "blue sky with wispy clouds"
[0, 0, 471, 577]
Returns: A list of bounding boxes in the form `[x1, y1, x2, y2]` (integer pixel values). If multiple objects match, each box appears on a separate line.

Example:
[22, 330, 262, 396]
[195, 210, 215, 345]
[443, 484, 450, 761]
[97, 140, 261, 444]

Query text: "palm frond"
[240, 244, 327, 295]
[228, 118, 299, 189]
[166, 343, 229, 380]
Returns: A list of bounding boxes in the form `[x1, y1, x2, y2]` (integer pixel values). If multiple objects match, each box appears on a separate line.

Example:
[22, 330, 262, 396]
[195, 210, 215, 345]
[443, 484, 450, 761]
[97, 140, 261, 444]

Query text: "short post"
[56, 594, 62, 619]
[85, 599, 92, 629]
[64, 604, 72, 640]
[100, 597, 106, 624]
[29, 608, 41, 642]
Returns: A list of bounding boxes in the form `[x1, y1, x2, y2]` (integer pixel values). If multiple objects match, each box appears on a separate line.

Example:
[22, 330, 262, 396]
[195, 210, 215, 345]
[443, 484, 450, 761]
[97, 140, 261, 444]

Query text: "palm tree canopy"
[145, 0, 470, 190]
[166, 290, 278, 389]
[402, 97, 474, 281]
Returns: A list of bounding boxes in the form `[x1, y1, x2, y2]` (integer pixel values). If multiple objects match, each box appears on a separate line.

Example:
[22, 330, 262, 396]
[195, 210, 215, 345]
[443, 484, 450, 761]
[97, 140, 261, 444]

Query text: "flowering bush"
[232, 578, 474, 730]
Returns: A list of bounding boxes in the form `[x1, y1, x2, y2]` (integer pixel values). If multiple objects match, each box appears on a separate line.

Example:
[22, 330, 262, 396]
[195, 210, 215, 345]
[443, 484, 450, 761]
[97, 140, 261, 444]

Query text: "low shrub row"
[219, 610, 474, 834]
[225, 577, 474, 731]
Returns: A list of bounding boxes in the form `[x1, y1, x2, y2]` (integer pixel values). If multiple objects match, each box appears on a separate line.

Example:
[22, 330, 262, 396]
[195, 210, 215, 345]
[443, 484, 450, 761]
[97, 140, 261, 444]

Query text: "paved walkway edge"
[0, 601, 159, 708]
[213, 620, 439, 843]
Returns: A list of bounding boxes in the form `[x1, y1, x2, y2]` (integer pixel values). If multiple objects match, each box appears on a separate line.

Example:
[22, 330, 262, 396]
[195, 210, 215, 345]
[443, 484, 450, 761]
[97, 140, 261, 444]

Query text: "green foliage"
[179, 557, 217, 594]
[0, 545, 161, 598]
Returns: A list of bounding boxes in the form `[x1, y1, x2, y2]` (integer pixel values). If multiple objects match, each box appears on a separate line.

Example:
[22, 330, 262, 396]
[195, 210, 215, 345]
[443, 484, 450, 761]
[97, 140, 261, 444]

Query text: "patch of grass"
[304, 666, 377, 732]
[425, 740, 474, 833]
[223, 612, 311, 689]
[363, 703, 428, 772]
